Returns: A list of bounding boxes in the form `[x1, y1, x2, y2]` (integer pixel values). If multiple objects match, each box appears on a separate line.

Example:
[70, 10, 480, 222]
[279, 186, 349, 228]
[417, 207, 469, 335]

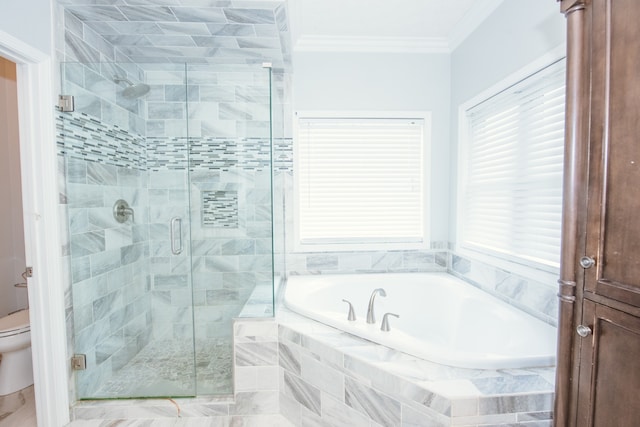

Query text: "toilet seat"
[0, 310, 30, 338]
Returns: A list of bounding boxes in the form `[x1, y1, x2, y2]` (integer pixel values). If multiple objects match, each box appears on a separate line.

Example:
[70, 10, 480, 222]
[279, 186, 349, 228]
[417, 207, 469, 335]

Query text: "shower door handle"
[170, 217, 183, 255]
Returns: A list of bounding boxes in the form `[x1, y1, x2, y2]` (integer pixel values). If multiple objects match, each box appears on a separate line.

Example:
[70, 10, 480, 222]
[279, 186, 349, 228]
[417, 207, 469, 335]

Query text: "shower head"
[113, 76, 150, 99]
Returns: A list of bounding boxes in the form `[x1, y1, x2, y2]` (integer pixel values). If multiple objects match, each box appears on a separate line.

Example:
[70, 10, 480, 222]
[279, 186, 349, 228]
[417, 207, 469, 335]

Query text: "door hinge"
[24, 267, 33, 278]
[57, 95, 75, 112]
[71, 354, 86, 371]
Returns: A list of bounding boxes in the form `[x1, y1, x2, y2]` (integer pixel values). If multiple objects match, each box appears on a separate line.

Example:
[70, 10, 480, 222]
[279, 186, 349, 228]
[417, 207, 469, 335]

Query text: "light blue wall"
[0, 0, 54, 55]
[449, 0, 566, 242]
[444, 1, 566, 324]
[292, 51, 451, 244]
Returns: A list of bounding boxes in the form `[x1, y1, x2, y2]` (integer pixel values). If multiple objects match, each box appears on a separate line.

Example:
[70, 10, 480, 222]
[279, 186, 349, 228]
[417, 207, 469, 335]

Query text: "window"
[295, 113, 430, 251]
[458, 58, 566, 270]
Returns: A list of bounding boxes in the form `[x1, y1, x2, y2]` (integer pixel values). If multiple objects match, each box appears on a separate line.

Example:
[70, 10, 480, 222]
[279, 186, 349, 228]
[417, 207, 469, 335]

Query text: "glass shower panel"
[185, 64, 274, 395]
[60, 62, 197, 399]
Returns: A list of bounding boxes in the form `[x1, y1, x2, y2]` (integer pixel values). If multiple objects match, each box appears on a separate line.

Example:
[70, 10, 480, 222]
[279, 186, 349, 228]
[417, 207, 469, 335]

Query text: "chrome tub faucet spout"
[366, 288, 386, 324]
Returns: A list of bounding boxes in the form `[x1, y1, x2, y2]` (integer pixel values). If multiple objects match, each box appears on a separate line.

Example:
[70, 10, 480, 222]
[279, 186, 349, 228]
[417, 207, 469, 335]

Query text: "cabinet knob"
[577, 325, 592, 337]
[579, 256, 596, 269]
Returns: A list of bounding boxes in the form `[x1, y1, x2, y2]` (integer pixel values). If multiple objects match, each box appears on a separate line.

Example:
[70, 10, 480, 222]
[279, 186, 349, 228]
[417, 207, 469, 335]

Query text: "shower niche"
[58, 62, 276, 399]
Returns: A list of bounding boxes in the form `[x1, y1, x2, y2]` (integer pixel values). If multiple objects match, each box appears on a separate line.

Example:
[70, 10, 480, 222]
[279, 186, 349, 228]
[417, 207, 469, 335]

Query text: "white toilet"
[0, 309, 33, 396]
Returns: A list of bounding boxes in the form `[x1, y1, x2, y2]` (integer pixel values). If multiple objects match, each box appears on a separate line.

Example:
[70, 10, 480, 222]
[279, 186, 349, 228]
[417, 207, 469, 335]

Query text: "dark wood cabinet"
[556, 0, 640, 425]
[575, 301, 640, 427]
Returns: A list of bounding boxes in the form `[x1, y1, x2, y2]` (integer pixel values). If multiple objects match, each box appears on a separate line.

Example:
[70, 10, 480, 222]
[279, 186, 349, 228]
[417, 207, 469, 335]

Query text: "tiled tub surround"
[69, 311, 554, 426]
[449, 253, 559, 327]
[277, 309, 555, 427]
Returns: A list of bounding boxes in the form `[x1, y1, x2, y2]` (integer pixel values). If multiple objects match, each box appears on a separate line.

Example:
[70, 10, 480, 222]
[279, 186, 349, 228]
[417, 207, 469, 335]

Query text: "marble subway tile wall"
[58, 112, 152, 397]
[71, 319, 293, 425]
[287, 247, 449, 276]
[144, 67, 274, 394]
[277, 310, 555, 427]
[146, 169, 193, 343]
[59, 4, 158, 399]
[449, 252, 559, 325]
[61, 13, 147, 137]
[61, 61, 146, 136]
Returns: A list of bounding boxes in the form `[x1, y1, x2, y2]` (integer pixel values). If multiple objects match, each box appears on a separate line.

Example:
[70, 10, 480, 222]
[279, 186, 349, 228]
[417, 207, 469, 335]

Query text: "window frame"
[293, 110, 432, 253]
[456, 47, 566, 278]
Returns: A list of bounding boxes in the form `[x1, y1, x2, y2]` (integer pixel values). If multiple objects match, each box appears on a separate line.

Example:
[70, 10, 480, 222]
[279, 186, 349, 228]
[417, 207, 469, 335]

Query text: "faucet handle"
[342, 299, 357, 321]
[380, 312, 399, 332]
[113, 199, 134, 223]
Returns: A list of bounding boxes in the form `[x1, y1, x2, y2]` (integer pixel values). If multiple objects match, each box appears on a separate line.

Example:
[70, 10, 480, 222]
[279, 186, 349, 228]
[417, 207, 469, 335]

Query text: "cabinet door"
[585, 0, 640, 306]
[575, 300, 640, 427]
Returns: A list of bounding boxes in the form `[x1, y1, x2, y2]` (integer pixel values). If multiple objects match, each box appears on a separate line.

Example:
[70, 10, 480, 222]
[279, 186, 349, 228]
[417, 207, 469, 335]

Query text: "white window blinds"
[296, 117, 426, 245]
[460, 58, 566, 268]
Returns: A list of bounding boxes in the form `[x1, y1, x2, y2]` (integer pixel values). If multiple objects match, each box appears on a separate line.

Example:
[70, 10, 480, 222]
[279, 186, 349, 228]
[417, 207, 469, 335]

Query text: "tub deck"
[277, 303, 555, 426]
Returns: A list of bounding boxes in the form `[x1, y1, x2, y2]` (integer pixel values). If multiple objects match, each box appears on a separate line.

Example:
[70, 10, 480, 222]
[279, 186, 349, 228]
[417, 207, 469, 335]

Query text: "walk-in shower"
[58, 61, 281, 399]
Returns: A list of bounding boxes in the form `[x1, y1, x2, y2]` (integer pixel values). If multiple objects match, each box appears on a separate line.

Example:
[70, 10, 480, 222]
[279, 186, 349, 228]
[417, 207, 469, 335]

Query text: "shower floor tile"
[93, 339, 233, 398]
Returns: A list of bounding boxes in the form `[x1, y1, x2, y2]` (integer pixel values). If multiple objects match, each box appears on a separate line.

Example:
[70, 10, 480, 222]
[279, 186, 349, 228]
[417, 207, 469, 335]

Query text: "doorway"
[0, 56, 28, 317]
[0, 32, 70, 426]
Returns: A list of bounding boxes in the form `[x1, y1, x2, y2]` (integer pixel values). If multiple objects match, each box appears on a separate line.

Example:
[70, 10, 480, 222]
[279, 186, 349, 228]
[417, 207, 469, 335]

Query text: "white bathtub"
[284, 272, 557, 370]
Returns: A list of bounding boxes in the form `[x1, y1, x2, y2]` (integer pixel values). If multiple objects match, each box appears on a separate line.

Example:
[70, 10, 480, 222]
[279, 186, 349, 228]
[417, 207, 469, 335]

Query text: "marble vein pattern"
[282, 371, 322, 416]
[62, 1, 292, 69]
[344, 376, 401, 427]
[66, 415, 295, 426]
[67, 309, 552, 426]
[276, 306, 555, 427]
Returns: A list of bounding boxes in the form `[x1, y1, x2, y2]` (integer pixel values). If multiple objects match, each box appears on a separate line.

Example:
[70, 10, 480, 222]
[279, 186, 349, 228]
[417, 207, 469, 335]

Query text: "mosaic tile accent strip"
[273, 137, 293, 172]
[190, 137, 271, 171]
[202, 190, 239, 228]
[147, 136, 273, 171]
[145, 137, 187, 170]
[56, 112, 146, 170]
[56, 114, 289, 173]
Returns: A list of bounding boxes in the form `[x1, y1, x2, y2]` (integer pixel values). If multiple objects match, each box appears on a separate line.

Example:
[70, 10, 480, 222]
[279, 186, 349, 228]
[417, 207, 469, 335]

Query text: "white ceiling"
[289, 0, 506, 52]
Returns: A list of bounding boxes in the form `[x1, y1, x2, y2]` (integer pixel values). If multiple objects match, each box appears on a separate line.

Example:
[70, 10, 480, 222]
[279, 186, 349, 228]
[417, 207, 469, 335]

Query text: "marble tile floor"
[0, 385, 37, 427]
[92, 339, 233, 398]
[66, 415, 295, 427]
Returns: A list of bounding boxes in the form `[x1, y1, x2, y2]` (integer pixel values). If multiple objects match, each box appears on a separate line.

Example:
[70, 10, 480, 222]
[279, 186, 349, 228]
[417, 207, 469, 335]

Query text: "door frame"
[0, 30, 70, 426]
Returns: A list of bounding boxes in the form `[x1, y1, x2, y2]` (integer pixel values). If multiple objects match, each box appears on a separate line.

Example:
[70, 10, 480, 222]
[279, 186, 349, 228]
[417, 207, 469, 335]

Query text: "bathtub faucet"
[366, 288, 387, 324]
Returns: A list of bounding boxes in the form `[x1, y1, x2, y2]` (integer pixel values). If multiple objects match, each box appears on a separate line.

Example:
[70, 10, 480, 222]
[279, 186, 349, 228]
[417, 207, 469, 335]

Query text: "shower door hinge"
[71, 354, 86, 371]
[57, 95, 75, 112]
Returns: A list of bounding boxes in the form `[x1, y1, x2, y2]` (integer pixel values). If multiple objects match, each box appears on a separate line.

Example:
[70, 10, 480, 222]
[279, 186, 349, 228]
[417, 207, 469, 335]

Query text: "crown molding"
[447, 0, 506, 51]
[292, 0, 507, 55]
[293, 35, 450, 54]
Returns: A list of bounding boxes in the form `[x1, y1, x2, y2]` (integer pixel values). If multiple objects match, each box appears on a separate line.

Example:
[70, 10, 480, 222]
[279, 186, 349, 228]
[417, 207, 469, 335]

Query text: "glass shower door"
[60, 61, 276, 399]
[186, 63, 275, 395]
[60, 62, 197, 399]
